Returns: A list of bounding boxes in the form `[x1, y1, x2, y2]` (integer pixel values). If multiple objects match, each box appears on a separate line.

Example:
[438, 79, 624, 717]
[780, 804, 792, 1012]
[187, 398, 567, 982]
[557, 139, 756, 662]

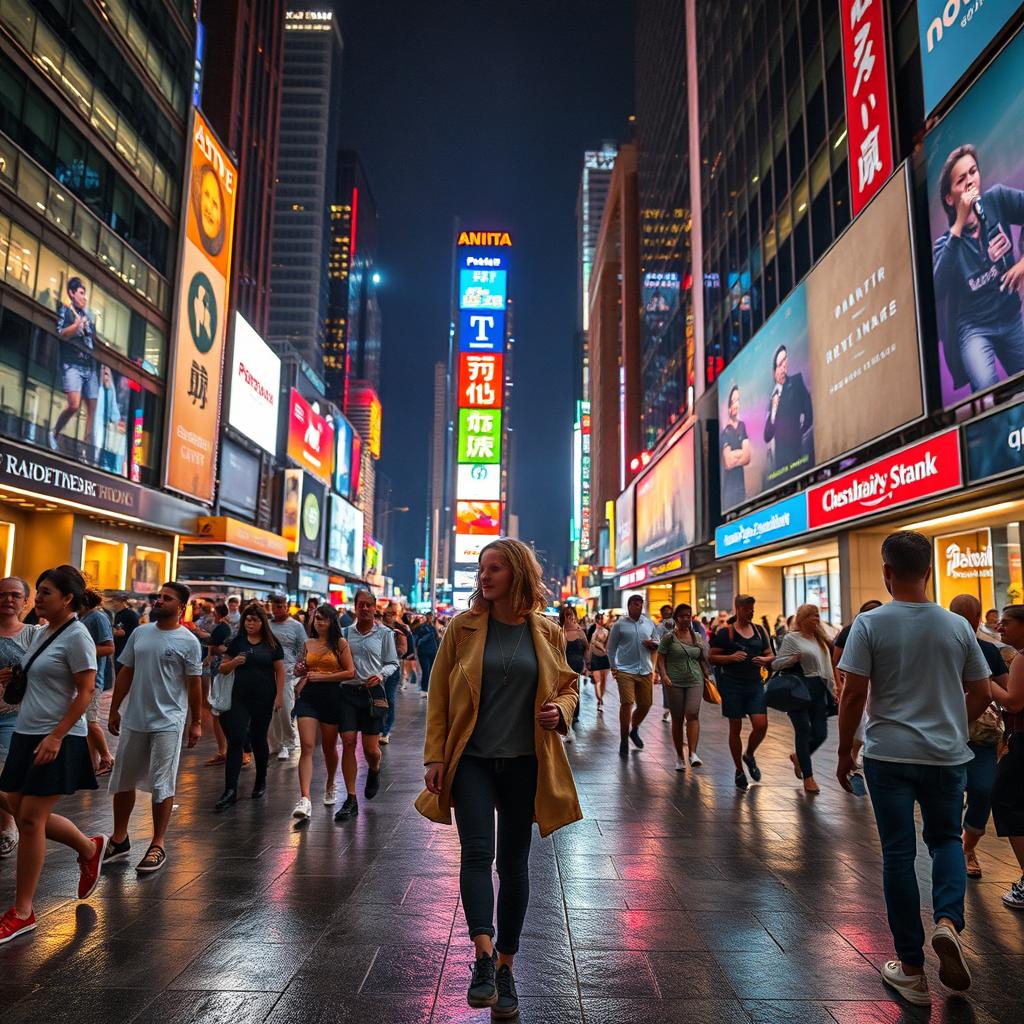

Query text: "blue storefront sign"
[715, 493, 809, 557]
[964, 401, 1024, 485]
[918, 0, 1020, 114]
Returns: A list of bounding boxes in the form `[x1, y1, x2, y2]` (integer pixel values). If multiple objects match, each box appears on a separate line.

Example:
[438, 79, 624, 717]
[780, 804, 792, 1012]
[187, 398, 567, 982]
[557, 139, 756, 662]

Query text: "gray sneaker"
[0, 829, 18, 859]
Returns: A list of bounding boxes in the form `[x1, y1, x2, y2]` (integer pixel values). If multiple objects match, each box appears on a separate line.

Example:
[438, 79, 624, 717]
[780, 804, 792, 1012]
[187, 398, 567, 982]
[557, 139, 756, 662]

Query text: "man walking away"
[414, 613, 440, 698]
[109, 593, 139, 669]
[837, 531, 992, 1006]
[268, 593, 307, 760]
[105, 583, 203, 873]
[607, 595, 659, 759]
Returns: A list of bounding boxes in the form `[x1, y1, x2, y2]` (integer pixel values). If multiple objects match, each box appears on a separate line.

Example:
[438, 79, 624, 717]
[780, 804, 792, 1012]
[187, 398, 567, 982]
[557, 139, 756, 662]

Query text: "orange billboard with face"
[164, 110, 238, 502]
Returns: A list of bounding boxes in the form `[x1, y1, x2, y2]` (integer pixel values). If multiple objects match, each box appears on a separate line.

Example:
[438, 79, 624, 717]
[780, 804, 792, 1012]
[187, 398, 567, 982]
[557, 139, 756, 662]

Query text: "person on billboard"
[933, 144, 1024, 396]
[49, 278, 98, 454]
[720, 384, 751, 508]
[190, 162, 226, 258]
[762, 344, 813, 480]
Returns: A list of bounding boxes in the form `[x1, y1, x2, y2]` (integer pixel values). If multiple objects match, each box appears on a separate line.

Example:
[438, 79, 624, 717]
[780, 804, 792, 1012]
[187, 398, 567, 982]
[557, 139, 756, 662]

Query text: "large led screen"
[719, 164, 923, 511]
[228, 314, 280, 455]
[456, 462, 501, 500]
[457, 409, 501, 463]
[925, 27, 1024, 409]
[456, 501, 501, 535]
[614, 484, 634, 573]
[327, 494, 363, 577]
[635, 431, 695, 566]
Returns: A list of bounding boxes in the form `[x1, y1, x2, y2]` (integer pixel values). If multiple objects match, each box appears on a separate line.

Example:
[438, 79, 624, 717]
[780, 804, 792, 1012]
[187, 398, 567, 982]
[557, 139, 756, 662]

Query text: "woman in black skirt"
[214, 603, 284, 809]
[0, 565, 107, 946]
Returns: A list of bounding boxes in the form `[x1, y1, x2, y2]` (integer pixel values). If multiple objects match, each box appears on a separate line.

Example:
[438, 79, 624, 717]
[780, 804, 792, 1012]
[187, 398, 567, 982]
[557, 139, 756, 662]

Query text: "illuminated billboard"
[458, 409, 502, 463]
[227, 314, 280, 456]
[287, 388, 335, 484]
[457, 462, 501, 500]
[456, 501, 502, 535]
[458, 310, 505, 353]
[458, 353, 503, 408]
[164, 110, 238, 502]
[459, 268, 507, 310]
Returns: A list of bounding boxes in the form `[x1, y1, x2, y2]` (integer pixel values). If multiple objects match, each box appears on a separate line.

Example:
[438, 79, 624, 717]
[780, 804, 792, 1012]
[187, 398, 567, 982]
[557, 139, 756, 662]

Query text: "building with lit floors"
[0, 0, 201, 589]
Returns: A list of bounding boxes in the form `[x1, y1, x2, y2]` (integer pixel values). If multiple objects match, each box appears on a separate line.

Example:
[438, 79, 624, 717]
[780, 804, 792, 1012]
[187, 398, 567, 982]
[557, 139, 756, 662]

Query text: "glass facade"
[698, 0, 851, 385]
[783, 556, 841, 627]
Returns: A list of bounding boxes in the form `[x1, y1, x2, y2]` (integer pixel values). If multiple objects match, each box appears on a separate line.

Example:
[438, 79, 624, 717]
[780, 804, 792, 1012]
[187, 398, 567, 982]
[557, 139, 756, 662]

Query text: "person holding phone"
[213, 604, 284, 810]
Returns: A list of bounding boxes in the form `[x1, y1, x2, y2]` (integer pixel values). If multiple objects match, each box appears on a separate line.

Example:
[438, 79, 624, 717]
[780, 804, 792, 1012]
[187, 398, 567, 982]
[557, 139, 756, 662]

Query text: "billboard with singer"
[719, 165, 924, 512]
[925, 26, 1024, 409]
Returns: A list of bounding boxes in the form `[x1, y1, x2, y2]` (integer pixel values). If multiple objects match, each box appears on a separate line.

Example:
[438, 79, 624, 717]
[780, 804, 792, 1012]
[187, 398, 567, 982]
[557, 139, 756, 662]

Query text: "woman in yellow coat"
[416, 538, 581, 1020]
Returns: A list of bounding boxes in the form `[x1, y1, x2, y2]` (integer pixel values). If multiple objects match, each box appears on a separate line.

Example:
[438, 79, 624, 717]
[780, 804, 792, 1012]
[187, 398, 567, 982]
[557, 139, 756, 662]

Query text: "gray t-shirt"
[464, 618, 538, 759]
[16, 619, 98, 737]
[82, 608, 114, 690]
[838, 602, 991, 766]
[270, 617, 308, 677]
[119, 624, 203, 733]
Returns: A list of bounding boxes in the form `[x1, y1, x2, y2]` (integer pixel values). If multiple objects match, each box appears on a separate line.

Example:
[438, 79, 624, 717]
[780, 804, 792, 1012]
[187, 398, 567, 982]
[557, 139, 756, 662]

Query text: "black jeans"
[787, 676, 830, 778]
[222, 682, 275, 792]
[451, 754, 538, 955]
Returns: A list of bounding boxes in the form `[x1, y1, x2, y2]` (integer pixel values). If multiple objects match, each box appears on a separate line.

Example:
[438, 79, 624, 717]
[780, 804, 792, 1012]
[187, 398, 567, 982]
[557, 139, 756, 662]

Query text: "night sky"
[337, 0, 634, 593]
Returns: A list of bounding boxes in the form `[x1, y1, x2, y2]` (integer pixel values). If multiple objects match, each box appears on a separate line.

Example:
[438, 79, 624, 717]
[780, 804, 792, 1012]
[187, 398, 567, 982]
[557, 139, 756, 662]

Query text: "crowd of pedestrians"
[1, 529, 1023, 1019]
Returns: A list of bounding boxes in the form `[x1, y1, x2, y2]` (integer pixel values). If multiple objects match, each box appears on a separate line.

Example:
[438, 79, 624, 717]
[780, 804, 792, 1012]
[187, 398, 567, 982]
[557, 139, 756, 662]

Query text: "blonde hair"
[795, 603, 831, 656]
[471, 538, 548, 617]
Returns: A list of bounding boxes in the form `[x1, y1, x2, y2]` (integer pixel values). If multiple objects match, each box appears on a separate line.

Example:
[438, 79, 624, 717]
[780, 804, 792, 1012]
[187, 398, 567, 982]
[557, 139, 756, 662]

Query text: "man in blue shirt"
[837, 531, 992, 1007]
[607, 595, 659, 759]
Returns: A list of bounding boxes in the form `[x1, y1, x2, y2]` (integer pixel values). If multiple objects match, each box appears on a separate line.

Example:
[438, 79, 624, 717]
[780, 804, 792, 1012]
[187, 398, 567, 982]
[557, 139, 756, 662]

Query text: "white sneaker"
[689, 753, 703, 767]
[931, 923, 971, 991]
[420, 690, 429, 699]
[563, 728, 575, 743]
[292, 797, 311, 819]
[662, 711, 670, 722]
[1002, 875, 1024, 909]
[675, 758, 686, 771]
[0, 828, 18, 858]
[277, 747, 290, 761]
[323, 785, 337, 806]
[881, 961, 930, 1006]
[379, 733, 390, 744]
[47, 430, 58, 451]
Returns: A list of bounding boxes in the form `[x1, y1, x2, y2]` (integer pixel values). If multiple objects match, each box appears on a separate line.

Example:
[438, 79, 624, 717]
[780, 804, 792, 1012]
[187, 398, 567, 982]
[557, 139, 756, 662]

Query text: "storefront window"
[0, 521, 13, 577]
[783, 557, 841, 626]
[82, 536, 125, 590]
[130, 546, 168, 594]
[0, 305, 164, 485]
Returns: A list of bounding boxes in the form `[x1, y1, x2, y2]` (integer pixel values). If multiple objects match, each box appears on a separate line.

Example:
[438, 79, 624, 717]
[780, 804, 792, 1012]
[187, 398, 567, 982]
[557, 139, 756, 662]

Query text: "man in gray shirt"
[837, 531, 991, 1008]
[607, 595, 660, 759]
[268, 593, 307, 760]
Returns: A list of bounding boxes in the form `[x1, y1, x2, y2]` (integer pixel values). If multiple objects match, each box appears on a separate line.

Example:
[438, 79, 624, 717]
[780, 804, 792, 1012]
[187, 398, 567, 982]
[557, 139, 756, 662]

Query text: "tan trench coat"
[414, 609, 583, 838]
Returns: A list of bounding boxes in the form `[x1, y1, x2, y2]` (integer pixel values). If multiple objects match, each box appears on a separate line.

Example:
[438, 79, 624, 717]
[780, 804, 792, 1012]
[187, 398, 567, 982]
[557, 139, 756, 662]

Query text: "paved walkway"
[1, 680, 1022, 1023]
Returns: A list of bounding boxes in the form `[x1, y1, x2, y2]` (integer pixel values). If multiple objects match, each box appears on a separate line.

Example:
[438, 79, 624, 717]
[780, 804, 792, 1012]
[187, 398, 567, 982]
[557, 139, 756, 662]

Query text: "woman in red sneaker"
[0, 565, 107, 945]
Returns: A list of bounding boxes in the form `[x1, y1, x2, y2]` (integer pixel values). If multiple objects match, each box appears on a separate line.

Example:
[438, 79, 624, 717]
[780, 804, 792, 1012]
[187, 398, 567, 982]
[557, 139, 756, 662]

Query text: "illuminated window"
[0, 521, 13, 577]
[130, 545, 169, 594]
[82, 536, 126, 590]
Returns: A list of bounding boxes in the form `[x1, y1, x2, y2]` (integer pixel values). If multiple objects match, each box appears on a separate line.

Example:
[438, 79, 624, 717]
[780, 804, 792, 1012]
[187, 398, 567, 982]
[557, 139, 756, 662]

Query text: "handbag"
[2, 618, 77, 705]
[702, 677, 722, 705]
[969, 703, 1004, 746]
[765, 671, 812, 712]
[209, 668, 235, 714]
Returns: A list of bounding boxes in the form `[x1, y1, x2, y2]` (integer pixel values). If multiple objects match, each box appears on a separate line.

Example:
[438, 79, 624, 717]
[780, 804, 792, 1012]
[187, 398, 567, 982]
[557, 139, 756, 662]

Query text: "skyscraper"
[267, 6, 343, 370]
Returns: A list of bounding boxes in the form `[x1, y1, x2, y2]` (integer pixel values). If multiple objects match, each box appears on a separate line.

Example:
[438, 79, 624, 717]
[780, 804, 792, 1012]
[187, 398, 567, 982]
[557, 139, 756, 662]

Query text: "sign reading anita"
[807, 429, 962, 529]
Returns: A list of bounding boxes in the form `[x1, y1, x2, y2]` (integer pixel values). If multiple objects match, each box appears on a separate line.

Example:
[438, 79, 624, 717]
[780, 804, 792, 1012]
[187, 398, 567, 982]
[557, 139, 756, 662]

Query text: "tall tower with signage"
[447, 229, 514, 610]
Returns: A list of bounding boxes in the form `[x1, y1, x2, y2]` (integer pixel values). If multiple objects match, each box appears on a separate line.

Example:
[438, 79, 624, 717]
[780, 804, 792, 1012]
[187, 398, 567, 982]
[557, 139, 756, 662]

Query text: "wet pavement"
[1, 679, 1022, 1023]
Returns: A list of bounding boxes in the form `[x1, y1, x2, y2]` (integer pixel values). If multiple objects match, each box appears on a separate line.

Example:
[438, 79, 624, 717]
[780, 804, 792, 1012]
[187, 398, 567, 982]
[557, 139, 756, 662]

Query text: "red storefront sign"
[840, 0, 894, 215]
[458, 353, 503, 409]
[807, 430, 962, 530]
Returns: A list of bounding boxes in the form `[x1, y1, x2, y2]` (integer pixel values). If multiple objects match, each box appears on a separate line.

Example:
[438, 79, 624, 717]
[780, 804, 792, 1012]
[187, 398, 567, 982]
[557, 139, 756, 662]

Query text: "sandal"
[965, 851, 982, 879]
[136, 844, 166, 874]
[204, 753, 226, 766]
[95, 758, 115, 777]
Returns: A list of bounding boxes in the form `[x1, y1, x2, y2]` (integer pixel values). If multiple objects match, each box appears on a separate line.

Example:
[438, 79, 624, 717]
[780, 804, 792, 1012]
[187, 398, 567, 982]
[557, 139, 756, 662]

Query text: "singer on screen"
[933, 144, 1024, 396]
[762, 344, 813, 484]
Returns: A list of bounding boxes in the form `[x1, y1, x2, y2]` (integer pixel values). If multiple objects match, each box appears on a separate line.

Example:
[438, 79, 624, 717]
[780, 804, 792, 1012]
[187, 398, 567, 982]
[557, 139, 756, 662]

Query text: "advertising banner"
[364, 536, 383, 577]
[807, 429, 962, 530]
[298, 473, 326, 560]
[218, 438, 260, 519]
[456, 501, 501, 536]
[934, 528, 995, 609]
[349, 386, 382, 459]
[918, 0, 1021, 115]
[327, 494, 363, 577]
[281, 468, 301, 551]
[164, 110, 238, 502]
[840, 0, 894, 215]
[195, 516, 289, 561]
[457, 409, 502, 463]
[456, 462, 501, 501]
[614, 485, 634, 572]
[459, 269, 507, 310]
[458, 310, 505, 353]
[455, 534, 486, 563]
[719, 166, 923, 512]
[458, 354, 503, 409]
[287, 388, 334, 484]
[453, 568, 478, 591]
[334, 414, 355, 499]
[715, 493, 809, 558]
[964, 400, 1024, 484]
[925, 27, 1024, 409]
[227, 314, 280, 455]
[635, 431, 695, 566]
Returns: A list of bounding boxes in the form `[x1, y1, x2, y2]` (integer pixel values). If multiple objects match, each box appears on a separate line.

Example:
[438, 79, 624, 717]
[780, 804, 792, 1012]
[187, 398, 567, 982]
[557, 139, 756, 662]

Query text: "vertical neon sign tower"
[449, 228, 513, 611]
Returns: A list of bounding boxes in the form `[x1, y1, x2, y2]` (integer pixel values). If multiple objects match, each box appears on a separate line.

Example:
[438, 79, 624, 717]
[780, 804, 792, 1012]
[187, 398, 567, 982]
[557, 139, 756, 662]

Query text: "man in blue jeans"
[837, 531, 992, 1007]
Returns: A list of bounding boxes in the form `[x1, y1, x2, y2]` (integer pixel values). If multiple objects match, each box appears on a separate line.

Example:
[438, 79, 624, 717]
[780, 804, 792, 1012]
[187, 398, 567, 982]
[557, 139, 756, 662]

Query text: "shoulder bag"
[210, 642, 240, 714]
[2, 618, 78, 705]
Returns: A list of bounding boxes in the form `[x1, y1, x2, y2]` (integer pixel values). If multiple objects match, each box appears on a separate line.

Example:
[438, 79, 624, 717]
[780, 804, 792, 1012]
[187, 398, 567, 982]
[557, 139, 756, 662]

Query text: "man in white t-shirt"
[837, 531, 992, 1007]
[105, 582, 202, 874]
[268, 593, 307, 759]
